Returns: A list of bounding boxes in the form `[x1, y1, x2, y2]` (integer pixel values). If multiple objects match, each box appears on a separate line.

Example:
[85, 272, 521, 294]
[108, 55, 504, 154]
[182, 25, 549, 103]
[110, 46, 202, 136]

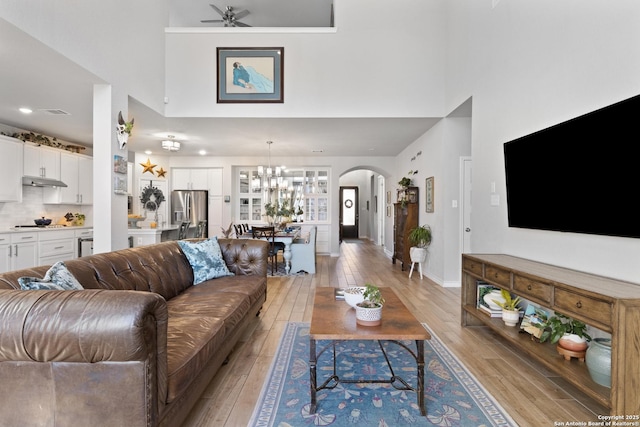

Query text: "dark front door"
[340, 186, 359, 240]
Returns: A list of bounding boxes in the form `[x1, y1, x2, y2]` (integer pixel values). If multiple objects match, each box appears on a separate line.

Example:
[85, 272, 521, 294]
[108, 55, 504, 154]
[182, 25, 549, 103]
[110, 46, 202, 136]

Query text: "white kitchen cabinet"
[38, 229, 75, 266]
[45, 152, 93, 205]
[172, 168, 209, 190]
[0, 234, 11, 273]
[8, 232, 38, 271]
[0, 135, 23, 202]
[23, 144, 60, 180]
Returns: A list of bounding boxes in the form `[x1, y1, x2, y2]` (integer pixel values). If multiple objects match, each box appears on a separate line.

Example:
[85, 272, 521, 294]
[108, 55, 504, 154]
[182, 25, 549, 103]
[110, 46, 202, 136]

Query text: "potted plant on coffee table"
[355, 283, 386, 326]
[408, 224, 432, 265]
[492, 289, 522, 327]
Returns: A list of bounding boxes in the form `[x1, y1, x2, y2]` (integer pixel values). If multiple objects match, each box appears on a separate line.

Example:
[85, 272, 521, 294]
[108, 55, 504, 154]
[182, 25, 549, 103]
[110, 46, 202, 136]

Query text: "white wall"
[446, 0, 640, 283]
[164, 0, 446, 118]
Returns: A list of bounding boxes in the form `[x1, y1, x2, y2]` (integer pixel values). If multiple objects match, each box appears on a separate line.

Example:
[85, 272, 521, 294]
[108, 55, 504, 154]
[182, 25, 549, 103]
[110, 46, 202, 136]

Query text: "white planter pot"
[409, 247, 428, 263]
[502, 309, 520, 327]
[355, 304, 383, 326]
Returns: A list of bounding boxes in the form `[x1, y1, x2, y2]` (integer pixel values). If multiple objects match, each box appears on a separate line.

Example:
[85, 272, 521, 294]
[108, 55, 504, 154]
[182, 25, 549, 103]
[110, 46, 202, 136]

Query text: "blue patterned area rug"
[248, 322, 518, 427]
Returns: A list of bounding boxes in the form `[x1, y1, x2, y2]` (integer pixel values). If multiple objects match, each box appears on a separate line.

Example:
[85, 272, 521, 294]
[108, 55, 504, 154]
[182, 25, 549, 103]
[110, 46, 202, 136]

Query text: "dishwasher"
[77, 237, 94, 257]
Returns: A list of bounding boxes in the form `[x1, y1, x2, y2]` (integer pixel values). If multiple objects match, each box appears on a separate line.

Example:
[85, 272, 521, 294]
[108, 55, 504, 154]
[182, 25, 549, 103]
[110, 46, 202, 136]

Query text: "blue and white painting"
[217, 47, 283, 103]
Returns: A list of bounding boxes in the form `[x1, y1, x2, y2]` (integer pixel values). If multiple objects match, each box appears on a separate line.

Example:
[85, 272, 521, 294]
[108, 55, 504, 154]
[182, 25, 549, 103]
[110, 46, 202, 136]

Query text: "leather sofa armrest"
[0, 289, 168, 363]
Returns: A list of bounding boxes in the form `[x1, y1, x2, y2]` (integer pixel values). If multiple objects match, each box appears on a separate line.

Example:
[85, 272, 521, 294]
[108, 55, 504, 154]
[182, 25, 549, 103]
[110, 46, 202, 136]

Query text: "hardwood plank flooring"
[181, 239, 607, 427]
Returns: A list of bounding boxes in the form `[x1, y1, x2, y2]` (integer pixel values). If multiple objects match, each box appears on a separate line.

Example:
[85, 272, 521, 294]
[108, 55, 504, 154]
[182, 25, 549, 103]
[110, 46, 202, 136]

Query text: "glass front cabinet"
[236, 167, 330, 225]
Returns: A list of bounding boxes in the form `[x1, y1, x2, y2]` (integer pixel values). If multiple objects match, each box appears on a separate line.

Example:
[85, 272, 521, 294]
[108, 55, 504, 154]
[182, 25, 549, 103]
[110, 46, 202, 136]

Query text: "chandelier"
[161, 135, 181, 151]
[257, 141, 282, 189]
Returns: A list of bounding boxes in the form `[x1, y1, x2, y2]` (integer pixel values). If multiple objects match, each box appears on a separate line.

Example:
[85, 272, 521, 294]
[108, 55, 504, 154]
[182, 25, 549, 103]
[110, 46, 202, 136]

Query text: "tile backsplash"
[0, 186, 92, 230]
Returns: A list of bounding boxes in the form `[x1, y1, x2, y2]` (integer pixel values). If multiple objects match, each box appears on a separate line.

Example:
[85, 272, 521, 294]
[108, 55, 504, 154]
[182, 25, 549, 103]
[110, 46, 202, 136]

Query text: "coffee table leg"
[416, 340, 426, 416]
[309, 338, 317, 413]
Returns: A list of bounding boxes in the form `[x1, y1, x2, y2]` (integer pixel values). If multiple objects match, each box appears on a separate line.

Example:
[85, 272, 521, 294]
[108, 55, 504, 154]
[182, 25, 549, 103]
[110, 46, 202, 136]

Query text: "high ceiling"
[0, 5, 442, 157]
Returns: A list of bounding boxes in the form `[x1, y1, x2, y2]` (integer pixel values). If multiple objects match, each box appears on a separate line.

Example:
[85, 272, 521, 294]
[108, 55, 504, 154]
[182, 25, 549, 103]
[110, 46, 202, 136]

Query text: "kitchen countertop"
[7, 226, 94, 233]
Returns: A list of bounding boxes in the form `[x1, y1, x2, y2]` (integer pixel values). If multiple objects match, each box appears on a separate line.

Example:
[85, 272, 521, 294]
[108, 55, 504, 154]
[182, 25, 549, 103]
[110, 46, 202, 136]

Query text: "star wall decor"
[156, 167, 167, 178]
[140, 158, 157, 174]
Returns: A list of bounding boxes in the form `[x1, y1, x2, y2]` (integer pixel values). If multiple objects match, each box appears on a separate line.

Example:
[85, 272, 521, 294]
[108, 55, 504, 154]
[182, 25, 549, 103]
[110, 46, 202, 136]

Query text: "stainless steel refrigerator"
[171, 190, 208, 237]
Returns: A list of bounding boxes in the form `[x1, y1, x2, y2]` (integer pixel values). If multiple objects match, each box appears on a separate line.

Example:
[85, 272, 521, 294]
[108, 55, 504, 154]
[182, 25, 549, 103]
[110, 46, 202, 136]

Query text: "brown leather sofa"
[0, 238, 268, 427]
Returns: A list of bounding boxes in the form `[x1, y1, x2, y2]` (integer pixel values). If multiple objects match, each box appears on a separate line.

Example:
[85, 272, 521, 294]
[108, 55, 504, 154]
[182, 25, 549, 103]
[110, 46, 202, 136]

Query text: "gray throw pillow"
[178, 237, 234, 285]
[19, 261, 84, 290]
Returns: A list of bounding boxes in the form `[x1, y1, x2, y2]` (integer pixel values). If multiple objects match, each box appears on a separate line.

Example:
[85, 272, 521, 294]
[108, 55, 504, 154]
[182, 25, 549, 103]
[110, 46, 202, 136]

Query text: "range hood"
[22, 176, 68, 188]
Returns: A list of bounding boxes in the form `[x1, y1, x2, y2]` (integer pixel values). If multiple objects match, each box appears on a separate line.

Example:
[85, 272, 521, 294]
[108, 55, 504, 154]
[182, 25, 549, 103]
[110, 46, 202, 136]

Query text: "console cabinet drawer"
[554, 288, 612, 329]
[513, 275, 552, 304]
[463, 258, 483, 277]
[484, 265, 511, 287]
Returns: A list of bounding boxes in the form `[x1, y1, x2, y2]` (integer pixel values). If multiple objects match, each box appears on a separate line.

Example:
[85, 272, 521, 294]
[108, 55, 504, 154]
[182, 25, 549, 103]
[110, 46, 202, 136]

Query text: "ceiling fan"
[201, 4, 251, 27]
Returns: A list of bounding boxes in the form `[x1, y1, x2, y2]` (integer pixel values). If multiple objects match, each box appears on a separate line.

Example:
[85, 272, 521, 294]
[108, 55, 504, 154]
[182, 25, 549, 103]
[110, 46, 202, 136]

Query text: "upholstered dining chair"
[252, 226, 280, 275]
[289, 226, 317, 274]
[178, 221, 191, 240]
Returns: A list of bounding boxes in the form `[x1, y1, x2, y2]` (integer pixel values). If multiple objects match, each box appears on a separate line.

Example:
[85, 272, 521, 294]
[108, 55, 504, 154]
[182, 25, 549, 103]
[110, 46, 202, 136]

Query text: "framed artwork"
[114, 176, 127, 195]
[114, 155, 127, 174]
[406, 187, 418, 204]
[386, 191, 391, 204]
[386, 205, 391, 217]
[425, 177, 434, 213]
[520, 303, 550, 339]
[217, 47, 284, 103]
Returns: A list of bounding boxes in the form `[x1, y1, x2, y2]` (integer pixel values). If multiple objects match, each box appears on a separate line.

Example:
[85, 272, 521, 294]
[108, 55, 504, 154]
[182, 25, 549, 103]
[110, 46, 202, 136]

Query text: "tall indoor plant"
[408, 224, 432, 264]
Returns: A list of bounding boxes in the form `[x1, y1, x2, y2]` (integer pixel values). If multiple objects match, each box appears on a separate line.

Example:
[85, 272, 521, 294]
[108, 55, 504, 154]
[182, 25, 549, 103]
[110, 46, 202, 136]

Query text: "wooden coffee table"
[309, 287, 431, 415]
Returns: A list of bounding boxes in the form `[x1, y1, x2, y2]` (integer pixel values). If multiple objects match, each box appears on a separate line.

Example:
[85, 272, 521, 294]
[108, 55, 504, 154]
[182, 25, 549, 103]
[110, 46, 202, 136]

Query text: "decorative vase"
[355, 304, 383, 326]
[501, 309, 520, 327]
[558, 333, 588, 352]
[586, 338, 612, 388]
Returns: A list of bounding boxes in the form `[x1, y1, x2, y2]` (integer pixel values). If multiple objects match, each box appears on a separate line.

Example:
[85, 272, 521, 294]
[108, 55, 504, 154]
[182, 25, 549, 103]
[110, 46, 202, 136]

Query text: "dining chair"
[252, 226, 280, 275]
[196, 220, 208, 238]
[289, 226, 317, 274]
[178, 221, 191, 240]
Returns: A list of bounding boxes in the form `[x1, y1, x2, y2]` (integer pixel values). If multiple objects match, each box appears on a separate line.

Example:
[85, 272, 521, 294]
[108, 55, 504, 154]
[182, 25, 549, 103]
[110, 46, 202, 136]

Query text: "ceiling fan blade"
[235, 21, 251, 27]
[208, 4, 225, 17]
[201, 19, 224, 23]
[234, 9, 250, 20]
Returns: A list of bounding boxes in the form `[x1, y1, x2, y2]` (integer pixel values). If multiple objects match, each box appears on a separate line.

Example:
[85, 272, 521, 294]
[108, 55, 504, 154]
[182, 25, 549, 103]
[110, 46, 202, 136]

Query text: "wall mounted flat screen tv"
[504, 93, 640, 239]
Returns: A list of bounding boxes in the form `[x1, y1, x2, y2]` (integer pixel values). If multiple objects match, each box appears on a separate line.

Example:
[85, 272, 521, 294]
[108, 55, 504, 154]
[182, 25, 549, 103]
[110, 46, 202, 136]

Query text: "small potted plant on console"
[492, 289, 522, 327]
[538, 313, 592, 360]
[355, 283, 386, 326]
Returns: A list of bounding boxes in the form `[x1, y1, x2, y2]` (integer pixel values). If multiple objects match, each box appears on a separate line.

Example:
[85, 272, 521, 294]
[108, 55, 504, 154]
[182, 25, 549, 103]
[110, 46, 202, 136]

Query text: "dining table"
[243, 228, 302, 275]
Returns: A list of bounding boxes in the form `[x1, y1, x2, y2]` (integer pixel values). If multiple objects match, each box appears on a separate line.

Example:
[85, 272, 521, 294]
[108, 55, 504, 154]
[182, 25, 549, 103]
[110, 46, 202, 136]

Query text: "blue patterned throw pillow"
[178, 237, 234, 285]
[19, 261, 84, 290]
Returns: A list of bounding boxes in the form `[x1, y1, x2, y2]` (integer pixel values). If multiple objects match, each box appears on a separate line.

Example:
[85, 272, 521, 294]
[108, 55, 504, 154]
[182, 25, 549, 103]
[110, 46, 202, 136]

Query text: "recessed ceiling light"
[199, 150, 207, 156]
[19, 107, 32, 114]
[145, 150, 152, 155]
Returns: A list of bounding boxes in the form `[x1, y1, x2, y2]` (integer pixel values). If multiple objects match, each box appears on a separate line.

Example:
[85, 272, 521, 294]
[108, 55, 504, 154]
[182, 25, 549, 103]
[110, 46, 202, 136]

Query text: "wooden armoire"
[392, 187, 419, 271]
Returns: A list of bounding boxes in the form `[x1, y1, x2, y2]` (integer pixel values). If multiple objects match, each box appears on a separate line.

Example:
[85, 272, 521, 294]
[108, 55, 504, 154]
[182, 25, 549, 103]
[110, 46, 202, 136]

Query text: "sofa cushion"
[178, 238, 233, 285]
[18, 262, 84, 291]
[165, 315, 226, 403]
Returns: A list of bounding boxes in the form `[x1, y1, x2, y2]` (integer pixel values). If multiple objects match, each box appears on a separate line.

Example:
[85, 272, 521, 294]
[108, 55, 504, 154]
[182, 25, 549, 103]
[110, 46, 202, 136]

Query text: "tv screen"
[504, 93, 640, 239]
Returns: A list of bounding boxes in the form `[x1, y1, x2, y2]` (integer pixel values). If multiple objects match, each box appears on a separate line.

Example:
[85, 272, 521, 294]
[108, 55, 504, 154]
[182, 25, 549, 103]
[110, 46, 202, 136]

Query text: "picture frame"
[114, 155, 127, 174]
[386, 205, 391, 217]
[217, 47, 284, 103]
[114, 176, 127, 195]
[520, 303, 550, 339]
[386, 191, 391, 204]
[425, 176, 434, 213]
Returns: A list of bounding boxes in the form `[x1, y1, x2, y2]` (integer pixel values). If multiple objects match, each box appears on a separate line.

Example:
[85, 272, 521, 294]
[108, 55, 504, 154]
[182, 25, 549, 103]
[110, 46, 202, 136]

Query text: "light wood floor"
[181, 239, 607, 427]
